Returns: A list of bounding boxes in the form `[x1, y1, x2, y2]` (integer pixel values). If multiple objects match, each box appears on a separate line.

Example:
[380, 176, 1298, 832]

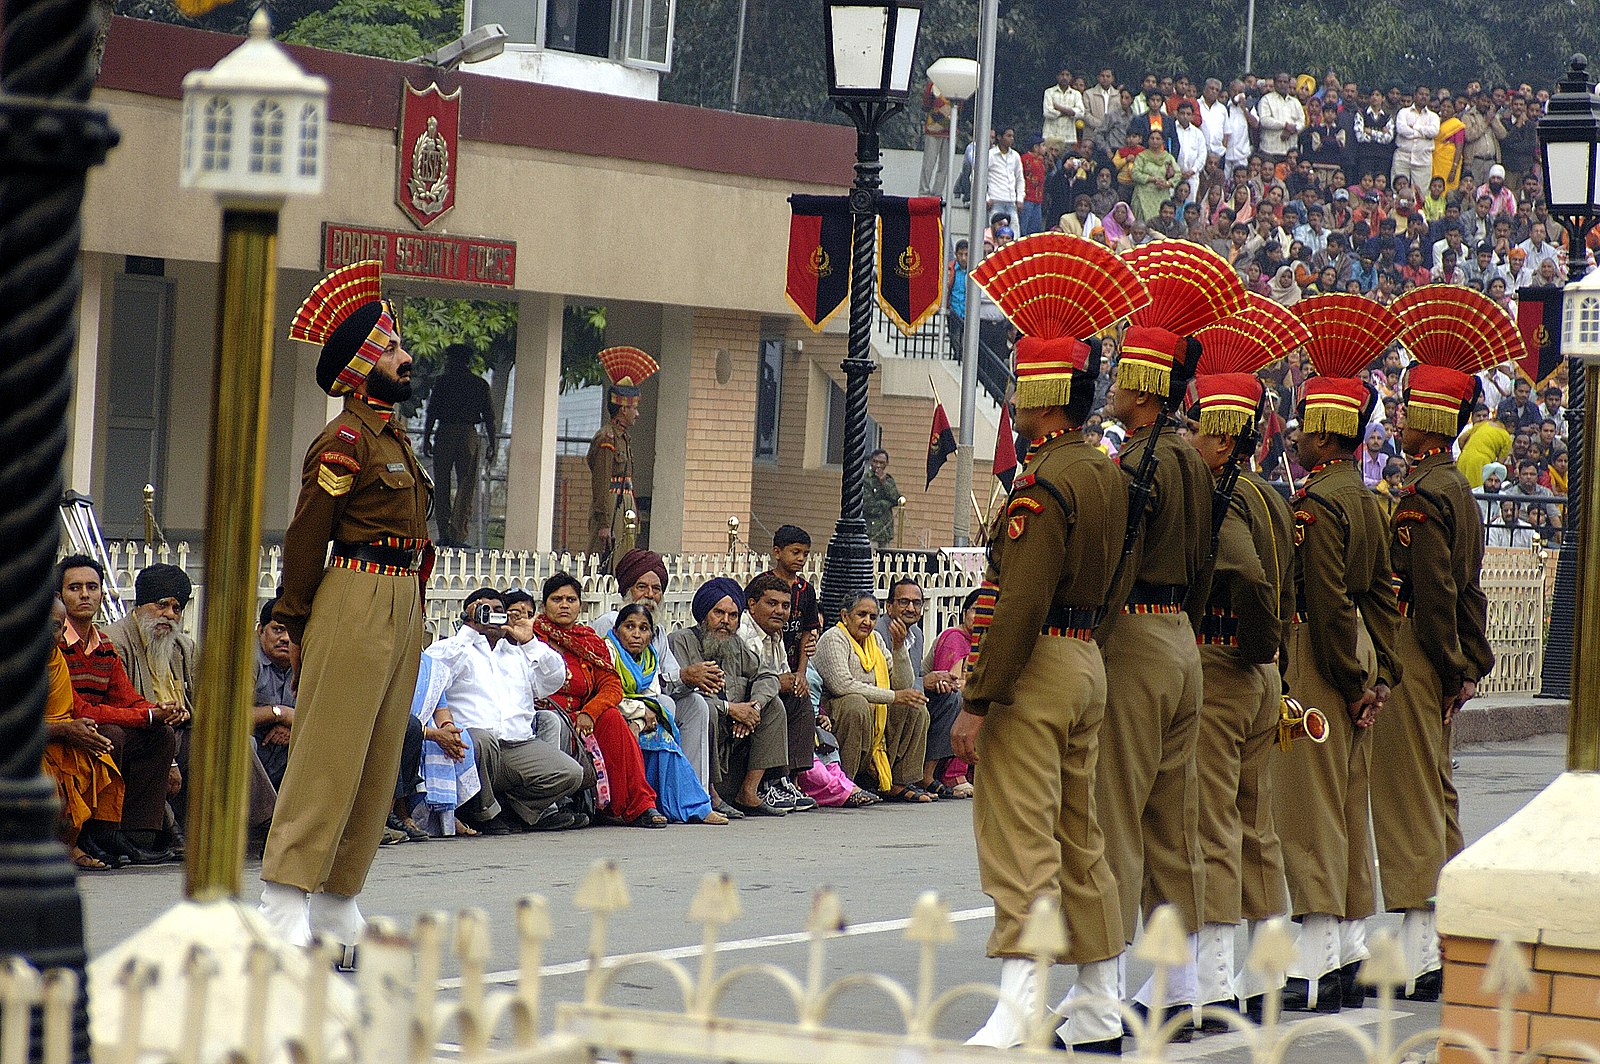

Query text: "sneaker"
[379, 826, 407, 846]
[758, 782, 797, 811]
[778, 777, 817, 811]
[389, 813, 429, 842]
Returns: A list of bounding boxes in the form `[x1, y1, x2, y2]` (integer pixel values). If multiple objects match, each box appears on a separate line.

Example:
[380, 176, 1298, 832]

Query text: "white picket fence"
[13, 862, 1590, 1064]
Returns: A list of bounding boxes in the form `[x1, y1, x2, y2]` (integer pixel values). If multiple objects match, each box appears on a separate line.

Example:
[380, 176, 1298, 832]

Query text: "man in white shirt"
[1478, 363, 1516, 414]
[1293, 205, 1330, 257]
[1223, 79, 1254, 175]
[1043, 68, 1084, 150]
[1171, 100, 1208, 207]
[1255, 71, 1305, 161]
[1516, 222, 1561, 276]
[1392, 86, 1441, 193]
[1199, 78, 1228, 160]
[423, 588, 584, 833]
[986, 126, 1026, 231]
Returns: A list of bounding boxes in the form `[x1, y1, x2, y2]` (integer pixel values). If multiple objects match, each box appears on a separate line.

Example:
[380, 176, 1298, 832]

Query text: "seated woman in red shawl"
[531, 572, 666, 827]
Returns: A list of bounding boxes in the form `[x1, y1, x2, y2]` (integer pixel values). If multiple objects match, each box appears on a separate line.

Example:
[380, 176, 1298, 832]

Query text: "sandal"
[629, 808, 669, 828]
[695, 810, 730, 825]
[843, 789, 877, 807]
[924, 780, 956, 799]
[881, 785, 934, 804]
[454, 820, 480, 837]
[950, 780, 975, 799]
[72, 847, 110, 871]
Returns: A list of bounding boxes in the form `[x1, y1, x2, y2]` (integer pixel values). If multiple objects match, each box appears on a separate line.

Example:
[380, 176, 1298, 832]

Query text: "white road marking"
[438, 905, 997, 989]
[1159, 1006, 1416, 1059]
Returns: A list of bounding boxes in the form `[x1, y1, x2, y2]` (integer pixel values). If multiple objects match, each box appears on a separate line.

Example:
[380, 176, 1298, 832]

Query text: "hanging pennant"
[1514, 285, 1565, 388]
[785, 195, 853, 332]
[876, 195, 945, 335]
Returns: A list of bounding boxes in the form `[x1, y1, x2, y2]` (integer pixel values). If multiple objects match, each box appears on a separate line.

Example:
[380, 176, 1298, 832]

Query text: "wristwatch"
[272, 705, 284, 720]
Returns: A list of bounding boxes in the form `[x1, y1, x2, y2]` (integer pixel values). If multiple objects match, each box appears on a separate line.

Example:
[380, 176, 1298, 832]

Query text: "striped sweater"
[60, 633, 157, 728]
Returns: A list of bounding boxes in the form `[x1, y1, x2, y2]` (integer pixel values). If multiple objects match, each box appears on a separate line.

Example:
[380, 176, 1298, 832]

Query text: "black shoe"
[103, 830, 175, 866]
[388, 814, 428, 842]
[1339, 961, 1370, 1008]
[479, 816, 514, 836]
[1405, 968, 1443, 1002]
[1072, 1035, 1123, 1056]
[157, 825, 186, 858]
[712, 799, 745, 821]
[529, 806, 580, 832]
[1125, 1002, 1192, 1043]
[1282, 974, 1343, 1013]
[78, 834, 128, 869]
[1242, 994, 1265, 1024]
[1196, 999, 1238, 1033]
[731, 797, 788, 817]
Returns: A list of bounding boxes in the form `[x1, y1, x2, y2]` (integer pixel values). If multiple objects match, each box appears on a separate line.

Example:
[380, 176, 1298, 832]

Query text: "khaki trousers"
[1275, 622, 1378, 920]
[262, 568, 423, 896]
[1371, 620, 1448, 910]
[827, 694, 929, 788]
[1097, 612, 1205, 937]
[974, 635, 1122, 964]
[1196, 648, 1289, 924]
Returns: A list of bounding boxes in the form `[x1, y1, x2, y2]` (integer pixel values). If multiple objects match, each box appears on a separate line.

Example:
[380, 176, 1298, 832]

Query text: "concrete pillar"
[504, 291, 564, 552]
[68, 253, 110, 495]
[649, 306, 694, 553]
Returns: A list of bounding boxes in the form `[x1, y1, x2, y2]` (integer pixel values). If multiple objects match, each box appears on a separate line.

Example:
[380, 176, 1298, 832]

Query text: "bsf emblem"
[1398, 526, 1412, 547]
[397, 80, 461, 229]
[808, 246, 832, 278]
[1007, 515, 1026, 539]
[1293, 522, 1306, 546]
[896, 245, 924, 279]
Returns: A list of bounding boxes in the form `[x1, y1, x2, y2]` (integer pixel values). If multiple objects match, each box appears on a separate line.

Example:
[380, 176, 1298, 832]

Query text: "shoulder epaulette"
[336, 424, 360, 445]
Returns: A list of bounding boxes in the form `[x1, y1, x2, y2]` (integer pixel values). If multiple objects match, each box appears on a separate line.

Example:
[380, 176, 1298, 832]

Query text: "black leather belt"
[1198, 611, 1240, 639]
[1042, 605, 1103, 633]
[1127, 583, 1187, 607]
[332, 541, 424, 570]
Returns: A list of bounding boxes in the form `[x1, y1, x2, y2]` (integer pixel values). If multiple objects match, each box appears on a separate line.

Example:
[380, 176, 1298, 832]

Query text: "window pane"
[755, 338, 782, 460]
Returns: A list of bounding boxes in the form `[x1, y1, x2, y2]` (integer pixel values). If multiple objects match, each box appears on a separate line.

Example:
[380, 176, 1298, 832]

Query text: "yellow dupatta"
[836, 621, 894, 790]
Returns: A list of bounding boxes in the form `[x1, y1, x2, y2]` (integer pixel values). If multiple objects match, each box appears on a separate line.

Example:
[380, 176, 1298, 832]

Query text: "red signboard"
[397, 81, 461, 229]
[322, 223, 517, 288]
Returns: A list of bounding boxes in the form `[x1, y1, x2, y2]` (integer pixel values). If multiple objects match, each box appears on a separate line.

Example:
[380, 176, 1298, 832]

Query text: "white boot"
[1399, 909, 1439, 994]
[259, 882, 310, 947]
[1237, 919, 1288, 1000]
[966, 958, 1037, 1048]
[1195, 923, 1237, 1008]
[1339, 916, 1370, 969]
[1055, 955, 1125, 1047]
[1288, 914, 1340, 1008]
[1133, 932, 1199, 1013]
[308, 891, 366, 947]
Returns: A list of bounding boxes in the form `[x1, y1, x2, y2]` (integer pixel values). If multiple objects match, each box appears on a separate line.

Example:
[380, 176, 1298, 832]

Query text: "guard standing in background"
[260, 261, 433, 963]
[587, 346, 659, 566]
[423, 342, 496, 548]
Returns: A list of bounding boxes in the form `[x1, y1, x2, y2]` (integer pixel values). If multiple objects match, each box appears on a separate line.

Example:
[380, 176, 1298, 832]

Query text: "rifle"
[1207, 400, 1263, 561]
[1106, 412, 1166, 606]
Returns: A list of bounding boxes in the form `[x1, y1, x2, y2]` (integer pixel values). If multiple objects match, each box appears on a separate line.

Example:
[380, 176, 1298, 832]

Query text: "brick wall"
[682, 311, 760, 553]
[749, 324, 958, 556]
[1441, 935, 1600, 1064]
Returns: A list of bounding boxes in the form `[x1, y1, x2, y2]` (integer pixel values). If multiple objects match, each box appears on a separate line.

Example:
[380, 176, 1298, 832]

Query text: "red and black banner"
[927, 401, 956, 488]
[786, 195, 853, 331]
[1515, 285, 1565, 387]
[877, 196, 945, 335]
[992, 401, 1018, 491]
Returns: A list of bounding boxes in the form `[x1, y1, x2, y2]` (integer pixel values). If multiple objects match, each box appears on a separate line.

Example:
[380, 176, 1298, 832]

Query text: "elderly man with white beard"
[669, 578, 792, 818]
[107, 564, 278, 847]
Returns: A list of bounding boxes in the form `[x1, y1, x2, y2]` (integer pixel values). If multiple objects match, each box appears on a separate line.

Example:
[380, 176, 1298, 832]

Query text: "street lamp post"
[817, 0, 924, 619]
[0, 0, 119, 1053]
[1536, 55, 1600, 750]
[927, 57, 978, 350]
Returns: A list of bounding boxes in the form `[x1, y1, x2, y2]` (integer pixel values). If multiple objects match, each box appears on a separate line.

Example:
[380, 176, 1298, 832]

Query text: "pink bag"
[581, 733, 613, 811]
[796, 756, 856, 807]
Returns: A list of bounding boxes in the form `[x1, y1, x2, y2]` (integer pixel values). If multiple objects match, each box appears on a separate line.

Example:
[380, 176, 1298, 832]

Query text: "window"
[824, 377, 880, 467]
[201, 97, 232, 172]
[249, 99, 285, 175]
[623, 0, 674, 69]
[298, 104, 320, 178]
[755, 338, 783, 461]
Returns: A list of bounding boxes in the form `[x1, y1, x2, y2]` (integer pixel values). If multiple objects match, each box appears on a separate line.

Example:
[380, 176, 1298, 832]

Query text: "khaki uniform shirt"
[1390, 449, 1495, 692]
[275, 396, 432, 641]
[965, 433, 1128, 715]
[1106, 422, 1216, 636]
[1291, 460, 1404, 704]
[1200, 469, 1294, 666]
[587, 421, 633, 541]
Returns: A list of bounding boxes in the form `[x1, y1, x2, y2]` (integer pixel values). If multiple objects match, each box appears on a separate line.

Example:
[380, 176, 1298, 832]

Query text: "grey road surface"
[79, 735, 1566, 1058]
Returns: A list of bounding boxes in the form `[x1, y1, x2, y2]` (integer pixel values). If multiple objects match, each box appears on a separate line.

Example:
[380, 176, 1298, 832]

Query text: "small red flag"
[926, 402, 956, 487]
[1515, 285, 1565, 388]
[993, 402, 1018, 490]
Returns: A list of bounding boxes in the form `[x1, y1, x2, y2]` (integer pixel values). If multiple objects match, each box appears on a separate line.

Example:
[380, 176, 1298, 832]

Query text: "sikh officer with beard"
[259, 261, 432, 963]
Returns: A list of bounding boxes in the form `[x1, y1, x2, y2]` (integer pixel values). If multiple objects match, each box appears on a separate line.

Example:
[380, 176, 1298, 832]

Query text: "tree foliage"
[561, 305, 608, 394]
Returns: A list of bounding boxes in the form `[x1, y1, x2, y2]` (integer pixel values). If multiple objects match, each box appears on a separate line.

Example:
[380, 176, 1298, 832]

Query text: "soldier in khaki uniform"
[1275, 294, 1405, 1012]
[1096, 324, 1213, 1021]
[586, 346, 658, 565]
[954, 235, 1146, 1054]
[1183, 332, 1300, 1021]
[1374, 289, 1502, 1000]
[261, 261, 433, 958]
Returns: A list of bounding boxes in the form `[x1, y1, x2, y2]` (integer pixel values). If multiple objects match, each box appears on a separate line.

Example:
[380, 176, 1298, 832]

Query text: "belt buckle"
[406, 547, 424, 569]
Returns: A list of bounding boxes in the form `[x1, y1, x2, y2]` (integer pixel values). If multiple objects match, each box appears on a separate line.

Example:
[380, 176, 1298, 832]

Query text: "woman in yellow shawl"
[1433, 97, 1468, 193]
[1456, 406, 1513, 487]
[813, 592, 933, 801]
[44, 597, 123, 870]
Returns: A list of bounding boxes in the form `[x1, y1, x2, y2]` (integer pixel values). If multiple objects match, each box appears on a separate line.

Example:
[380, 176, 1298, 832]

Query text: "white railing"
[92, 541, 1548, 696]
[24, 863, 1591, 1064]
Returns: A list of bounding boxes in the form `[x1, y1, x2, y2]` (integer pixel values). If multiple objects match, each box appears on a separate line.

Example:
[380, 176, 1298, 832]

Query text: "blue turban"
[692, 577, 746, 624]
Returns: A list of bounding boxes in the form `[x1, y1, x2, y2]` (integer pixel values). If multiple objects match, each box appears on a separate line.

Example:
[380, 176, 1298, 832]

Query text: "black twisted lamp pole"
[818, 97, 901, 620]
[0, 0, 119, 1054]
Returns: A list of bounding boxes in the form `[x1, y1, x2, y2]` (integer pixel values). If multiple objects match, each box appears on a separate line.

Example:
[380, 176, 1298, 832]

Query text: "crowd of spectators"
[41, 526, 981, 866]
[932, 64, 1586, 543]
